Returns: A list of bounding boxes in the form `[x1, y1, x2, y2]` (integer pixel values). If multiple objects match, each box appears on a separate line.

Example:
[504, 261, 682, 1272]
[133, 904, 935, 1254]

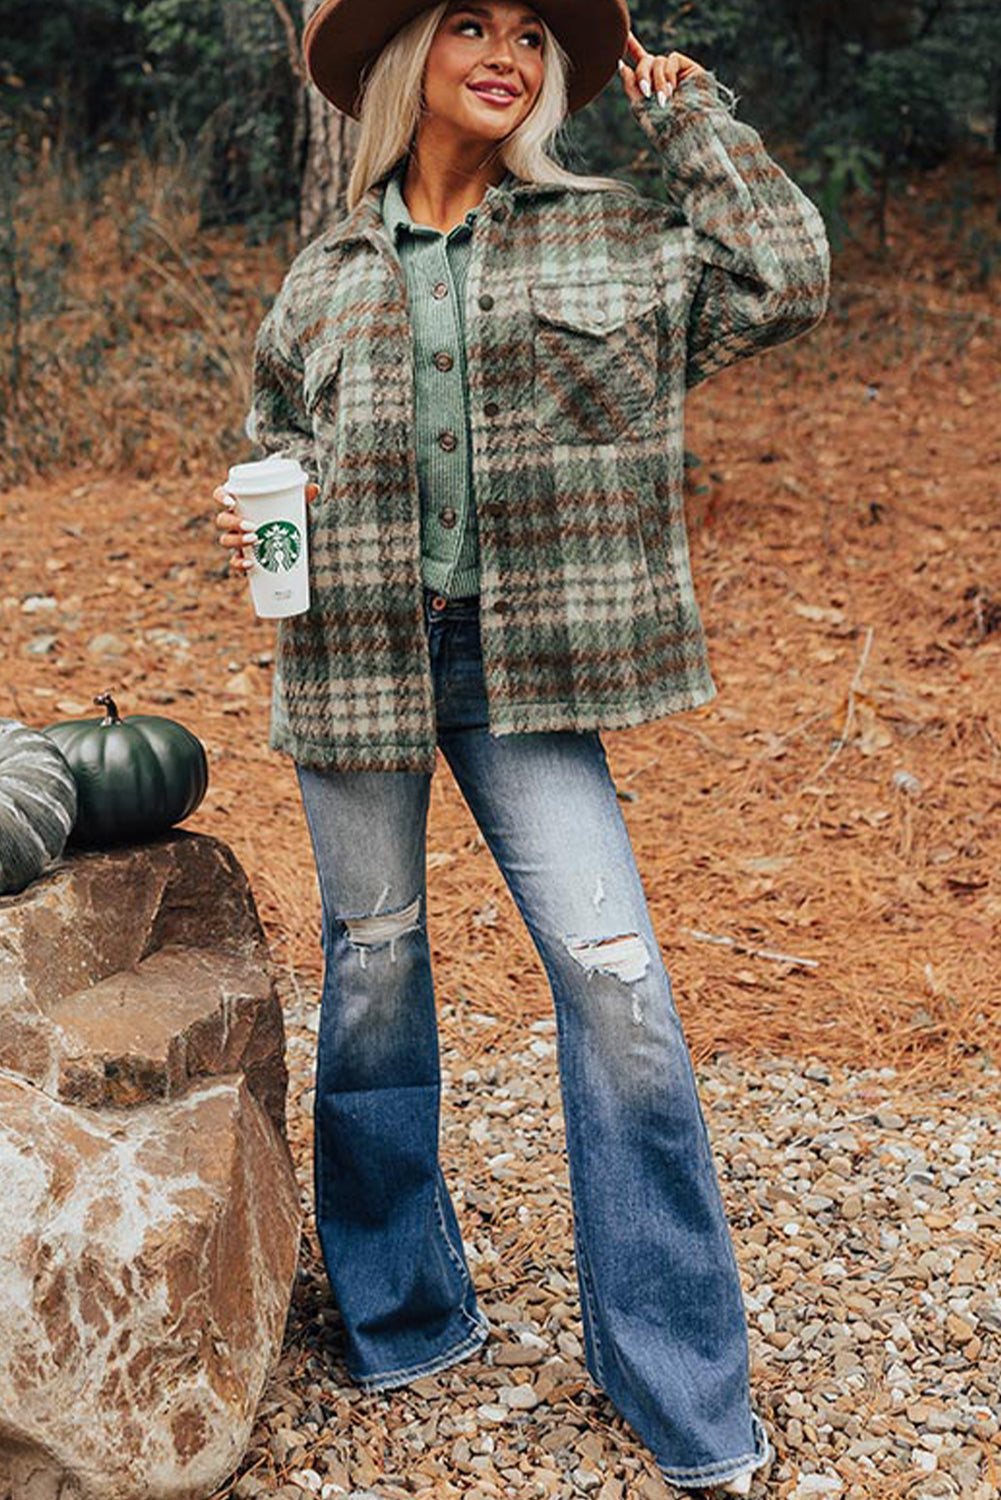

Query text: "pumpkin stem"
[94, 691, 122, 725]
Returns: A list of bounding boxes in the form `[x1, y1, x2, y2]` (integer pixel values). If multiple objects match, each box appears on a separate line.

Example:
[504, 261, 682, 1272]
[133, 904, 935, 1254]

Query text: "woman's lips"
[467, 83, 520, 107]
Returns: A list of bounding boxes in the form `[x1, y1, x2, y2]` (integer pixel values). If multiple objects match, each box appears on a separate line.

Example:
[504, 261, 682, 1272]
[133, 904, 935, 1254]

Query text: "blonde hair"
[346, 0, 633, 209]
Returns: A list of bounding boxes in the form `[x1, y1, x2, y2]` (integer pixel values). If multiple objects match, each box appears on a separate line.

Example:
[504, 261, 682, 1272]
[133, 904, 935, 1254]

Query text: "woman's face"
[423, 0, 546, 143]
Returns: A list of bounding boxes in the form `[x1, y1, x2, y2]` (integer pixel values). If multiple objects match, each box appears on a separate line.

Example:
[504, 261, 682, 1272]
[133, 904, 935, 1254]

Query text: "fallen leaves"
[850, 693, 894, 755]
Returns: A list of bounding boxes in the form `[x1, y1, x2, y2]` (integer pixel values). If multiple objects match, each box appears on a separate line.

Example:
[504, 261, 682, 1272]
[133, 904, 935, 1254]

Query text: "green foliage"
[126, 0, 299, 232]
[1, 0, 296, 234]
[565, 0, 999, 253]
[1, 0, 139, 143]
[1, 0, 999, 241]
[122, 0, 230, 131]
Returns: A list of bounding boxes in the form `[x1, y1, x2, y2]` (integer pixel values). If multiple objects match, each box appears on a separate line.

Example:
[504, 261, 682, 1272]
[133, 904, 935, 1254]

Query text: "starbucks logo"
[254, 519, 301, 573]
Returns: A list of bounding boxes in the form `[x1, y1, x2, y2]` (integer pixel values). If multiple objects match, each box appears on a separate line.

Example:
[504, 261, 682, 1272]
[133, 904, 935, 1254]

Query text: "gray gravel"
[213, 981, 1000, 1500]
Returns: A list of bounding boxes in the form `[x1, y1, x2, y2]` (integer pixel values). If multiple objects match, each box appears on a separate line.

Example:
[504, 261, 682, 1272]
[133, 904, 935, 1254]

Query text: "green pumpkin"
[42, 691, 209, 849]
[0, 718, 78, 895]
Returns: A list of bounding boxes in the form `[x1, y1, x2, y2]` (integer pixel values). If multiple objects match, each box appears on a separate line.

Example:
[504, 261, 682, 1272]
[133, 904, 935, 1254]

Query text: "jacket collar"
[381, 158, 518, 245]
[321, 165, 568, 255]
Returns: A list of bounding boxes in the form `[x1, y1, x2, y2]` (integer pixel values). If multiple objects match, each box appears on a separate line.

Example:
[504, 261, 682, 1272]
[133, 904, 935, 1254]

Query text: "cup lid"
[227, 455, 307, 496]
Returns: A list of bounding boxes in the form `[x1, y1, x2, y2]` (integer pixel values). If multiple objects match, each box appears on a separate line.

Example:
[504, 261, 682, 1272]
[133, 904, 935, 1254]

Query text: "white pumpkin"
[0, 718, 78, 896]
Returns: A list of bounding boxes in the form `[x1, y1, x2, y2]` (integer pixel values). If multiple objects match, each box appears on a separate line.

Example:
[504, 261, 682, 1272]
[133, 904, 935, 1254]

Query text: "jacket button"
[440, 507, 457, 528]
[484, 401, 500, 417]
[493, 599, 508, 615]
[433, 351, 454, 371]
[432, 281, 449, 299]
[478, 293, 494, 311]
[438, 430, 458, 452]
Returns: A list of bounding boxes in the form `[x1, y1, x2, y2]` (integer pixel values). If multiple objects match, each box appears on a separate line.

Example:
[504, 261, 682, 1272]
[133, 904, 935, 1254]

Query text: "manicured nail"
[639, 78, 652, 98]
[239, 520, 258, 533]
[656, 89, 667, 107]
[220, 492, 236, 509]
[666, 81, 674, 96]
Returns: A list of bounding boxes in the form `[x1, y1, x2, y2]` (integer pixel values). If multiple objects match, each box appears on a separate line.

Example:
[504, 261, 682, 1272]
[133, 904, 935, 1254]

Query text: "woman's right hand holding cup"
[214, 481, 319, 574]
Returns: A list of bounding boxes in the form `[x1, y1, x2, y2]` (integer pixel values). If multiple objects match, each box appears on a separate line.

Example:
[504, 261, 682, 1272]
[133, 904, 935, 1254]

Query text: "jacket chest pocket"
[530, 279, 660, 445]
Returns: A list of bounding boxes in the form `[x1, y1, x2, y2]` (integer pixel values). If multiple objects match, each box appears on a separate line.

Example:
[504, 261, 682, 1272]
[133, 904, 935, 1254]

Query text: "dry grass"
[0, 143, 288, 483]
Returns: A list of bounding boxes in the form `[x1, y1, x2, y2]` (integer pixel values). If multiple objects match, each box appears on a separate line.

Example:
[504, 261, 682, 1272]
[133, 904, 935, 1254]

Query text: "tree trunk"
[299, 0, 359, 244]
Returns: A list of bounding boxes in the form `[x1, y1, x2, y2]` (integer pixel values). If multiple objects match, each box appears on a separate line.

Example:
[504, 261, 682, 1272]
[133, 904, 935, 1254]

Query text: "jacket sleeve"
[243, 279, 320, 484]
[629, 69, 830, 390]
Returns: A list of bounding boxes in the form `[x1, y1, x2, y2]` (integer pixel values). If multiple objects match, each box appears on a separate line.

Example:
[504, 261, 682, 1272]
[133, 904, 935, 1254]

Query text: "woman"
[214, 0, 829, 1490]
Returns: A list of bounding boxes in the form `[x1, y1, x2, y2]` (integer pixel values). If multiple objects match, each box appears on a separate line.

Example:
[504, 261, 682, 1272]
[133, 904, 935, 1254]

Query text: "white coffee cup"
[225, 455, 310, 619]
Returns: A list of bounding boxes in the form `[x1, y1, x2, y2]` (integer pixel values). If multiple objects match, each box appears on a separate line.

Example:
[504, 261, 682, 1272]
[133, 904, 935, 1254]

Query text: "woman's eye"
[455, 19, 543, 45]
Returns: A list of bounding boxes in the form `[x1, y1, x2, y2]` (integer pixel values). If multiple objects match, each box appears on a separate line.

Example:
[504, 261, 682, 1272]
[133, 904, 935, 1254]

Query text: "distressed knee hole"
[343, 894, 422, 968]
[563, 931, 650, 984]
[563, 931, 650, 1025]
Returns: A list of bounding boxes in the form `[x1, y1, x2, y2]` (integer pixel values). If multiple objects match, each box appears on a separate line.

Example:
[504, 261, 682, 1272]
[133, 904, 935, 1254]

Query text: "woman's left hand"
[617, 30, 705, 107]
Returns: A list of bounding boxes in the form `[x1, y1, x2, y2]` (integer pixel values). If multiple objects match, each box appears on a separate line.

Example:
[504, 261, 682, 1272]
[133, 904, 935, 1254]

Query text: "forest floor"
[2, 148, 1000, 1497]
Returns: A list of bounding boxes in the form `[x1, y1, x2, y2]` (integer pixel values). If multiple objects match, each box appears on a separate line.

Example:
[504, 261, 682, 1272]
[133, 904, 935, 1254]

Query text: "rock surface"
[0, 830, 289, 1139]
[0, 829, 269, 1009]
[0, 831, 301, 1500]
[3, 942, 288, 1137]
[0, 1072, 300, 1500]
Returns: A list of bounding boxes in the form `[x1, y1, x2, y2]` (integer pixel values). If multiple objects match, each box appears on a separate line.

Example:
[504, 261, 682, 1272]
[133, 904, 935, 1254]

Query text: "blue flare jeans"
[293, 587, 771, 1490]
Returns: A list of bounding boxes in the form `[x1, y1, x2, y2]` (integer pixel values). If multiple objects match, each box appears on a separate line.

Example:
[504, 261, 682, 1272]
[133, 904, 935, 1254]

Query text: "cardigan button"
[438, 430, 458, 452]
[431, 281, 449, 299]
[433, 350, 454, 372]
[478, 293, 494, 311]
[492, 599, 509, 615]
[439, 507, 457, 528]
[484, 401, 500, 418]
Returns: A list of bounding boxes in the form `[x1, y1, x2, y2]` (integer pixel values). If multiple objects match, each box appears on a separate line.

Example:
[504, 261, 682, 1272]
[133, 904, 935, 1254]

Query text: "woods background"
[0, 0, 998, 483]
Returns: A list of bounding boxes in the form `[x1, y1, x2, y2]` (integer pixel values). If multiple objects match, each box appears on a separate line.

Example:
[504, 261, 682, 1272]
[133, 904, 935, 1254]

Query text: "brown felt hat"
[303, 0, 630, 120]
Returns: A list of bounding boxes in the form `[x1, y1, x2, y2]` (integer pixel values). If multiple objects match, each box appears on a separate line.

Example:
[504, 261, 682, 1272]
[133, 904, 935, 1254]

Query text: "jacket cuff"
[277, 443, 320, 488]
[628, 66, 738, 144]
[244, 410, 320, 487]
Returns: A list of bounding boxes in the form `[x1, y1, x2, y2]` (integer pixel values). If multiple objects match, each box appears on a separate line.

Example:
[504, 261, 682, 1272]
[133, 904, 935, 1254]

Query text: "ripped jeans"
[293, 588, 772, 1490]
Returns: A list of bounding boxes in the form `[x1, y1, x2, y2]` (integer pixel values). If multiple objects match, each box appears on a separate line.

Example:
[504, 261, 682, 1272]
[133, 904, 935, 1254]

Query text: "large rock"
[0, 831, 289, 1139]
[0, 830, 269, 1007]
[0, 831, 302, 1500]
[0, 1071, 300, 1500]
[1, 943, 288, 1137]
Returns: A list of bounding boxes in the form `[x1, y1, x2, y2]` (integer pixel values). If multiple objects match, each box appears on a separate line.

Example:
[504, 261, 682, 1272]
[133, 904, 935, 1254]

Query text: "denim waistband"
[423, 587, 480, 620]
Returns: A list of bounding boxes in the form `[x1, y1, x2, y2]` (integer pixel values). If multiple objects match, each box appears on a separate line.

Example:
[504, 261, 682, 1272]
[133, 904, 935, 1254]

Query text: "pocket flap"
[529, 279, 659, 336]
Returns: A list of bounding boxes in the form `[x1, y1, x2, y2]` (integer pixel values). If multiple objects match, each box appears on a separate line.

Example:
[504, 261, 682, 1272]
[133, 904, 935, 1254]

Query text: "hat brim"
[303, 0, 630, 120]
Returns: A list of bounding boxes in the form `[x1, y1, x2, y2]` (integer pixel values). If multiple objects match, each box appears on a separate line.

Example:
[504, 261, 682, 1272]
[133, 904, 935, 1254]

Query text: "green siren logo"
[255, 519, 301, 573]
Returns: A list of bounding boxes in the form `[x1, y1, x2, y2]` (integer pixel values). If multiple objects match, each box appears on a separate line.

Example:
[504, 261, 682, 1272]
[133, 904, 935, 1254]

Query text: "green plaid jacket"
[247, 70, 830, 773]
